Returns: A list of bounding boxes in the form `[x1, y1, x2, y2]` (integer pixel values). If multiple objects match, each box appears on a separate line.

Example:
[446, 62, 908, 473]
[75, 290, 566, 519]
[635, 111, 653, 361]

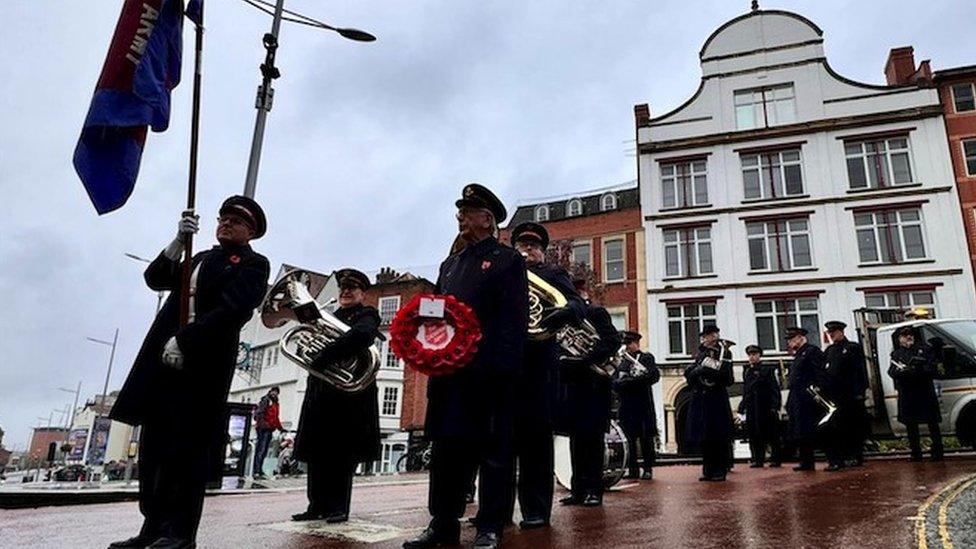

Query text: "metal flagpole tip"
[336, 27, 376, 42]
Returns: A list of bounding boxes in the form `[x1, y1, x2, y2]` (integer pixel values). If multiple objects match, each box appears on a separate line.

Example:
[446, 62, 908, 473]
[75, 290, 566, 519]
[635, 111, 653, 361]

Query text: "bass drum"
[553, 420, 629, 490]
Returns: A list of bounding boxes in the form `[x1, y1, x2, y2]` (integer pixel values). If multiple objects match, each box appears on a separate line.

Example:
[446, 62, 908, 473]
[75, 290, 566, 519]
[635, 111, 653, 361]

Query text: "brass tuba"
[260, 269, 380, 393]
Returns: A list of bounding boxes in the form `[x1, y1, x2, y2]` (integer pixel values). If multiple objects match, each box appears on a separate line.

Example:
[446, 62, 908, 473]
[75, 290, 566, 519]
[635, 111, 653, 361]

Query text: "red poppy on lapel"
[229, 255, 241, 264]
[481, 260, 491, 271]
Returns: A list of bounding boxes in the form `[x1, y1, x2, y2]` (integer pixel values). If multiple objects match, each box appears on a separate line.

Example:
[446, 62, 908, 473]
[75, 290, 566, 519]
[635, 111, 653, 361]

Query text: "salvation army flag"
[73, 0, 199, 214]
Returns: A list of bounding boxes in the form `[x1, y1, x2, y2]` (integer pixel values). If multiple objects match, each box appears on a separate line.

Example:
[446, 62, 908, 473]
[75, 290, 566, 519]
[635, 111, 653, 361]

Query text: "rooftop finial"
[751, 0, 759, 11]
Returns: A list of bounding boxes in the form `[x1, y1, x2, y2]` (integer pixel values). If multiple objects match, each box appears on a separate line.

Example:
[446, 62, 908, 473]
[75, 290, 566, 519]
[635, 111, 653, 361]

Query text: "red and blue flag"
[73, 0, 202, 214]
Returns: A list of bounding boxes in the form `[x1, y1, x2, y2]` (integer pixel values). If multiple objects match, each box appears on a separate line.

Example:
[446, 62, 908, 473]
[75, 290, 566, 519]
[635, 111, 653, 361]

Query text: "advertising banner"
[68, 428, 89, 461]
[86, 417, 112, 466]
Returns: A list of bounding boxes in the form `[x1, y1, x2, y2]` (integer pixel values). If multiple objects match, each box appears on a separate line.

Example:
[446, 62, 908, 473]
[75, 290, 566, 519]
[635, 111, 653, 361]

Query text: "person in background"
[613, 331, 660, 480]
[252, 387, 283, 480]
[888, 326, 944, 462]
[685, 326, 734, 482]
[785, 327, 826, 472]
[738, 345, 782, 468]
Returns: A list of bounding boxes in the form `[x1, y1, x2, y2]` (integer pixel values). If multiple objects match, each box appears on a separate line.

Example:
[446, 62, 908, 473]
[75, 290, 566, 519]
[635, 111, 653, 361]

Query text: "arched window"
[534, 205, 550, 222]
[567, 198, 583, 217]
[601, 193, 617, 211]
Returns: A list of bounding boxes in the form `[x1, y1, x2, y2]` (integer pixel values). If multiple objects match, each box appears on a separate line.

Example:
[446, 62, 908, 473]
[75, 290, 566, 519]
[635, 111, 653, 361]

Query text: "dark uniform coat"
[888, 344, 942, 425]
[823, 338, 868, 407]
[613, 352, 660, 438]
[563, 305, 620, 435]
[426, 236, 529, 440]
[786, 343, 827, 440]
[684, 343, 734, 444]
[737, 362, 781, 438]
[521, 263, 587, 430]
[111, 244, 271, 440]
[293, 304, 382, 464]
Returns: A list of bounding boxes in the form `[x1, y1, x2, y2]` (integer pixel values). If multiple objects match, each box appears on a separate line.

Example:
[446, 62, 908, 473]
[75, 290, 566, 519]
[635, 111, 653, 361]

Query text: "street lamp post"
[58, 382, 82, 465]
[86, 330, 119, 478]
[240, 0, 375, 198]
[124, 253, 165, 314]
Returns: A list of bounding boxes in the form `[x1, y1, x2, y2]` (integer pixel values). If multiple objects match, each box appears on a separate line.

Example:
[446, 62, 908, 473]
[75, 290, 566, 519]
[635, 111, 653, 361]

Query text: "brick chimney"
[634, 103, 651, 127]
[884, 46, 931, 86]
[376, 267, 400, 284]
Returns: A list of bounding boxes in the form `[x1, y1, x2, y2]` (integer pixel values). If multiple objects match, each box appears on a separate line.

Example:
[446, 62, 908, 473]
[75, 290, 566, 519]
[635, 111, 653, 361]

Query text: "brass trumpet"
[806, 385, 837, 427]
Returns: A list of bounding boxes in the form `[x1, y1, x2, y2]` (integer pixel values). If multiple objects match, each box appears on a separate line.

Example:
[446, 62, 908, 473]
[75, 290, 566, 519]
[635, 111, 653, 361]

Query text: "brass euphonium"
[260, 269, 380, 393]
[526, 268, 620, 377]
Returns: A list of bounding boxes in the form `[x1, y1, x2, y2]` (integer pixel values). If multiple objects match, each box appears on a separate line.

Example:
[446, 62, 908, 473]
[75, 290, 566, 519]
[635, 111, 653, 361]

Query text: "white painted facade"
[636, 10, 976, 453]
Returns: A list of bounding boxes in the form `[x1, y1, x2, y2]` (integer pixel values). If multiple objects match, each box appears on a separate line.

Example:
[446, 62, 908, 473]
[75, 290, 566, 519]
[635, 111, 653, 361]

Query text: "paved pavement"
[2, 456, 975, 549]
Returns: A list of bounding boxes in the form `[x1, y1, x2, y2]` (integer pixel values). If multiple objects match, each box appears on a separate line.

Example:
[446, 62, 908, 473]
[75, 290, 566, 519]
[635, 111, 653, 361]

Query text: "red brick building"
[499, 182, 647, 333]
[26, 427, 69, 467]
[885, 48, 976, 282]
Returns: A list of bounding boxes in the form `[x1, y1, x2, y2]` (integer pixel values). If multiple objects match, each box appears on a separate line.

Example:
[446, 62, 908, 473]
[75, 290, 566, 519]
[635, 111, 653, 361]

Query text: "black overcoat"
[888, 344, 942, 425]
[786, 343, 827, 440]
[563, 305, 619, 436]
[425, 237, 529, 440]
[613, 352, 660, 438]
[737, 362, 781, 438]
[293, 304, 382, 464]
[684, 343, 734, 444]
[111, 244, 271, 444]
[823, 338, 867, 406]
[519, 262, 587, 430]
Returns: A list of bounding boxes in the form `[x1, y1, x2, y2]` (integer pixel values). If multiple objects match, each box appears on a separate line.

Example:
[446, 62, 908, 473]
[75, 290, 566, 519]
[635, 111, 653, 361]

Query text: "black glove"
[539, 306, 578, 330]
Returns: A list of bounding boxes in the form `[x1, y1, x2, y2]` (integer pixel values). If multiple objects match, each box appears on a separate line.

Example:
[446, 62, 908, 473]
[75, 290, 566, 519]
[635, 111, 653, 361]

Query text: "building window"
[746, 218, 813, 272]
[661, 159, 708, 209]
[844, 136, 913, 189]
[571, 241, 592, 268]
[734, 83, 796, 129]
[854, 208, 927, 264]
[963, 139, 976, 176]
[741, 149, 804, 200]
[601, 193, 618, 211]
[603, 238, 625, 283]
[608, 310, 628, 331]
[534, 205, 549, 222]
[864, 290, 937, 317]
[380, 338, 400, 369]
[754, 297, 820, 352]
[663, 226, 713, 278]
[381, 386, 400, 417]
[952, 83, 976, 113]
[667, 302, 716, 356]
[567, 198, 583, 217]
[378, 295, 401, 325]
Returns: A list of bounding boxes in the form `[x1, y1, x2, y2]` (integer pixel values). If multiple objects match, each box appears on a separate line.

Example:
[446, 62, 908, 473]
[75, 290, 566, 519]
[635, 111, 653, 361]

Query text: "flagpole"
[180, 4, 205, 327]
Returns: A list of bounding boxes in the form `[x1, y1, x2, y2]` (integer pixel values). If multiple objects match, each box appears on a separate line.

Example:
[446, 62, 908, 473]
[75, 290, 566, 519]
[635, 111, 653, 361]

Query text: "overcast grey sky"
[1, 0, 973, 449]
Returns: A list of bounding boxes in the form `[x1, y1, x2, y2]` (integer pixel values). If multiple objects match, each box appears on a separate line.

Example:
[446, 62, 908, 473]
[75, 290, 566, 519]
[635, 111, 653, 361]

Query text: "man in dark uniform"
[559, 280, 621, 506]
[888, 326, 944, 461]
[507, 222, 586, 529]
[613, 331, 660, 480]
[785, 327, 826, 472]
[291, 268, 381, 523]
[737, 345, 782, 468]
[684, 325, 734, 482]
[404, 184, 528, 549]
[109, 197, 271, 549]
[822, 320, 868, 471]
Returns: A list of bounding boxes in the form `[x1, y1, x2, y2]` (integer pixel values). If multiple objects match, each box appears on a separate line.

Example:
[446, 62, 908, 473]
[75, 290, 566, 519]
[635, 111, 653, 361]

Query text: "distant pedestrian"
[738, 345, 782, 468]
[685, 326, 734, 482]
[253, 387, 283, 480]
[888, 326, 944, 461]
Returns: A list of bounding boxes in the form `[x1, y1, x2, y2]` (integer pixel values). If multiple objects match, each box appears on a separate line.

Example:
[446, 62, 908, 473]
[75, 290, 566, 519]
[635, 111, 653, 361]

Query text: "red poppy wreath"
[389, 294, 481, 376]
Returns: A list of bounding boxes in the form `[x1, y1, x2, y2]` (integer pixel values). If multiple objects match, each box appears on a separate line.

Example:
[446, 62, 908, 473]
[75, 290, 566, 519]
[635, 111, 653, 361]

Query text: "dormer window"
[534, 205, 550, 222]
[601, 193, 617, 211]
[567, 198, 583, 217]
[734, 83, 796, 129]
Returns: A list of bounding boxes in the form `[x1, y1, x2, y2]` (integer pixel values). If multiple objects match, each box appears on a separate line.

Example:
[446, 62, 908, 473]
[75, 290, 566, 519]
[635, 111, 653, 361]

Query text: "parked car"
[53, 464, 86, 481]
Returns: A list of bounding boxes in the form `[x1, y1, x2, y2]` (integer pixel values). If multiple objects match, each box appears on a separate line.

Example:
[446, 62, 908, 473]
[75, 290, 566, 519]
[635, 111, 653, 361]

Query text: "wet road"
[2, 456, 975, 549]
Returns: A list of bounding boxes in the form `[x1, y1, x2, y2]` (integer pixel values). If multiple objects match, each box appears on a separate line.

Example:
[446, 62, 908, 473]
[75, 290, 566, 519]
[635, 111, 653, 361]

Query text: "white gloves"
[163, 210, 199, 260]
[162, 336, 184, 369]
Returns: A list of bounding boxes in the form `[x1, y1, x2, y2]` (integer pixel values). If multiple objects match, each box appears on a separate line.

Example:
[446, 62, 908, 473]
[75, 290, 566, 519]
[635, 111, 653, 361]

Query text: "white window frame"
[380, 337, 400, 369]
[951, 83, 976, 113]
[603, 237, 626, 283]
[844, 136, 915, 189]
[571, 239, 593, 268]
[380, 385, 400, 417]
[666, 302, 717, 357]
[660, 159, 709, 209]
[746, 218, 814, 272]
[601, 193, 618, 211]
[963, 139, 976, 177]
[663, 226, 713, 278]
[607, 307, 629, 331]
[378, 295, 401, 325]
[753, 297, 821, 352]
[864, 290, 938, 317]
[734, 83, 796, 129]
[567, 198, 583, 217]
[534, 205, 550, 222]
[854, 208, 928, 265]
[741, 149, 805, 200]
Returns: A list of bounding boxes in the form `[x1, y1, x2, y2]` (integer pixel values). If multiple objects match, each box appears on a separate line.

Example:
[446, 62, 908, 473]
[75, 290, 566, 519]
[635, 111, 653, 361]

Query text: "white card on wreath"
[419, 297, 446, 318]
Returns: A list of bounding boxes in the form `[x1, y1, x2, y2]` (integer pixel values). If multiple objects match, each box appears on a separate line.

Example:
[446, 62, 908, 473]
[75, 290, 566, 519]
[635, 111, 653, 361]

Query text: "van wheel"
[957, 405, 976, 450]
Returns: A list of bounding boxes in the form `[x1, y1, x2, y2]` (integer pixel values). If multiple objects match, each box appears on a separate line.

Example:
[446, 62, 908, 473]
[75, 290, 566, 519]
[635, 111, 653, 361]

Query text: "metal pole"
[243, 0, 287, 198]
[62, 381, 81, 465]
[180, 11, 205, 328]
[99, 329, 119, 413]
